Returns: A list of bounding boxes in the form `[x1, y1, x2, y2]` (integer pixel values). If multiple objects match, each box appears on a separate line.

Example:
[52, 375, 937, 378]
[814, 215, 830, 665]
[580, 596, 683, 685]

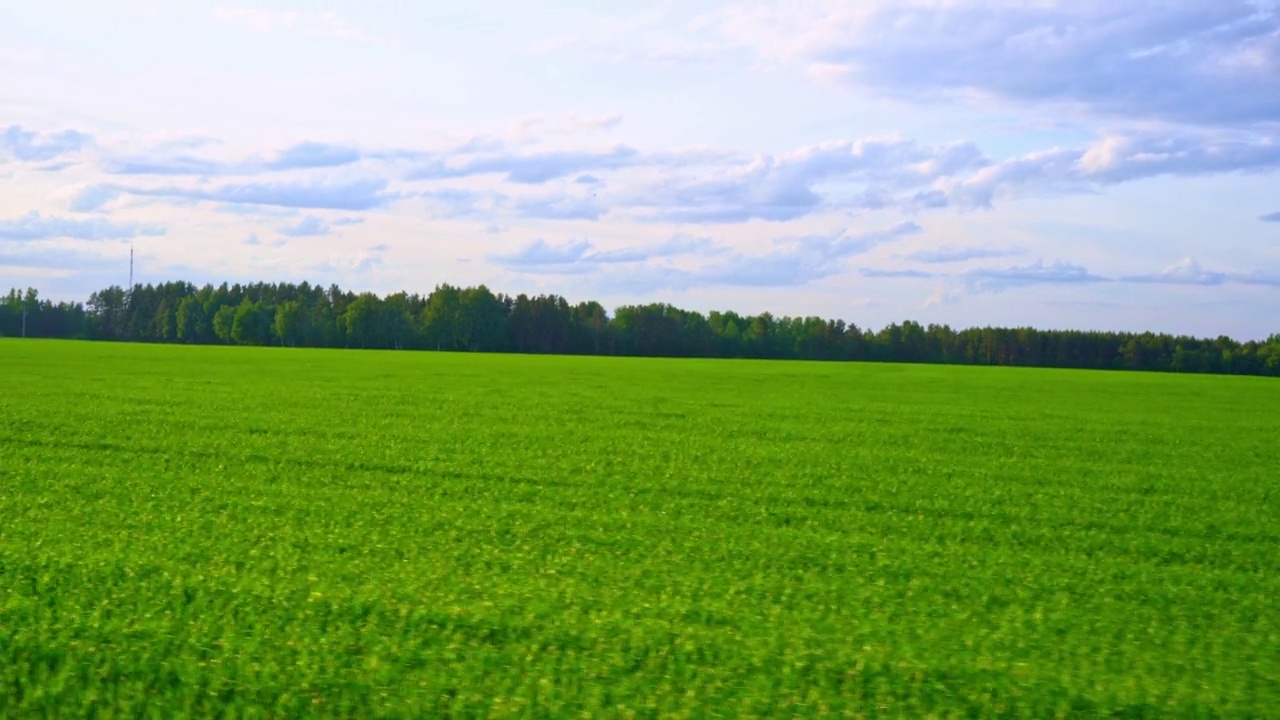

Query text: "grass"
[0, 338, 1277, 718]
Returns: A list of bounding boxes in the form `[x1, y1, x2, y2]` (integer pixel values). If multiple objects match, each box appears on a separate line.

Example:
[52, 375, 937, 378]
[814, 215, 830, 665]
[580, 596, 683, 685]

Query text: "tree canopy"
[2, 283, 1278, 377]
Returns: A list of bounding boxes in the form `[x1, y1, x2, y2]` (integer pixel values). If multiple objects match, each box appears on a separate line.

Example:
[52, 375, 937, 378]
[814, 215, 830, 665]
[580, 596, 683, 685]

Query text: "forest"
[3, 282, 1278, 376]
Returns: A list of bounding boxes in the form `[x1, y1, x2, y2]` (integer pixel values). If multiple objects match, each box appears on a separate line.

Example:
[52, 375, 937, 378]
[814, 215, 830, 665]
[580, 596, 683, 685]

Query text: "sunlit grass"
[1, 339, 1276, 717]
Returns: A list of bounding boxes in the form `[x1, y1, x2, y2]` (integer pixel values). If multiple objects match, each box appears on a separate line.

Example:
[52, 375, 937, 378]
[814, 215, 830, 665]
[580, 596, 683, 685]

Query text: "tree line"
[3, 282, 1278, 376]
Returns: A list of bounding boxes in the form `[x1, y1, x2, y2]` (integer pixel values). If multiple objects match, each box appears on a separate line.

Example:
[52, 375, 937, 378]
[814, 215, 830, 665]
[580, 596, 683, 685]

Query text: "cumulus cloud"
[710, 1, 1280, 127]
[0, 211, 164, 241]
[1122, 257, 1280, 287]
[628, 137, 988, 222]
[1, 125, 92, 162]
[939, 129, 1280, 208]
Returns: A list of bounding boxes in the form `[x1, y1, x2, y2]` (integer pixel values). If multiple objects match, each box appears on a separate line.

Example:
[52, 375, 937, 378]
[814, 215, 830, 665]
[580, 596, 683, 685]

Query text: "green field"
[1, 339, 1277, 717]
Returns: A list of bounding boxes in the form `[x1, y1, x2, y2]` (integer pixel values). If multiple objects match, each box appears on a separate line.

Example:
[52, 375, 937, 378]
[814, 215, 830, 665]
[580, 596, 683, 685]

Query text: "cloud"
[265, 142, 361, 171]
[331, 216, 364, 226]
[408, 145, 642, 184]
[104, 155, 225, 176]
[1, 125, 92, 162]
[0, 246, 125, 271]
[0, 211, 165, 241]
[126, 178, 393, 210]
[104, 140, 362, 176]
[860, 258, 1110, 299]
[1260, 211, 1280, 222]
[630, 136, 988, 222]
[585, 235, 723, 263]
[494, 221, 920, 289]
[864, 256, 1280, 303]
[962, 260, 1108, 291]
[70, 185, 123, 212]
[903, 246, 1025, 263]
[710, 2, 1280, 127]
[36, 161, 77, 172]
[511, 193, 606, 220]
[213, 203, 300, 218]
[491, 239, 595, 267]
[560, 113, 624, 133]
[278, 216, 331, 237]
[860, 268, 935, 279]
[419, 188, 506, 218]
[1122, 257, 1280, 287]
[509, 114, 624, 142]
[940, 130, 1280, 208]
[313, 247, 386, 274]
[491, 234, 722, 270]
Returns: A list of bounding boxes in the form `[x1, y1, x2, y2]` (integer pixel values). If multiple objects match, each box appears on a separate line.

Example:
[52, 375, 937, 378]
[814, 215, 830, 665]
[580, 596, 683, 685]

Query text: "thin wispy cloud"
[114, 179, 394, 211]
[103, 141, 363, 176]
[493, 222, 921, 290]
[903, 246, 1025, 264]
[491, 234, 721, 270]
[0, 211, 164, 241]
[278, 216, 331, 237]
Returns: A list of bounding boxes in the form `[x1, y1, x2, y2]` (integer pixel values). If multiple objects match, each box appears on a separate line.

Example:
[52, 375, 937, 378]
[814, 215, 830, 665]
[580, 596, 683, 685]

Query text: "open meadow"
[1, 338, 1277, 717]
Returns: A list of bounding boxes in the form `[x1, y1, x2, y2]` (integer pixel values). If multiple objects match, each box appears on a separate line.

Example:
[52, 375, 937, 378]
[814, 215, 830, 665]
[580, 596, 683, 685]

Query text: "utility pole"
[129, 242, 135, 299]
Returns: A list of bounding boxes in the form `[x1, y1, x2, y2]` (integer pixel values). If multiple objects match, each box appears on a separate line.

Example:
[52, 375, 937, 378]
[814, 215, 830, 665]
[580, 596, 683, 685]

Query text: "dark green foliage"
[3, 281, 1279, 375]
[0, 340, 1277, 717]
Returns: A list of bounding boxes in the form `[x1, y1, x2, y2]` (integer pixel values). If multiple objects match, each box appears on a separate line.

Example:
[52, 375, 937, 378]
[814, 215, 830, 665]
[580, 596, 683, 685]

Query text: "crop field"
[0, 338, 1277, 717]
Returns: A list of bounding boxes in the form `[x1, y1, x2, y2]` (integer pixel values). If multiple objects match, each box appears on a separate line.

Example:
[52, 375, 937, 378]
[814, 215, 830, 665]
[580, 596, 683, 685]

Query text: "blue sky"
[1, 1, 1277, 339]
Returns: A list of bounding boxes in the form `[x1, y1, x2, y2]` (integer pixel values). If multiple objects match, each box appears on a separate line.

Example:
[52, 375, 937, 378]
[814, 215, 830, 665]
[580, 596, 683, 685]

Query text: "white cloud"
[278, 216, 331, 237]
[705, 1, 1280, 127]
[2, 125, 92, 162]
[492, 222, 921, 290]
[1123, 257, 1280, 287]
[0, 211, 164, 241]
